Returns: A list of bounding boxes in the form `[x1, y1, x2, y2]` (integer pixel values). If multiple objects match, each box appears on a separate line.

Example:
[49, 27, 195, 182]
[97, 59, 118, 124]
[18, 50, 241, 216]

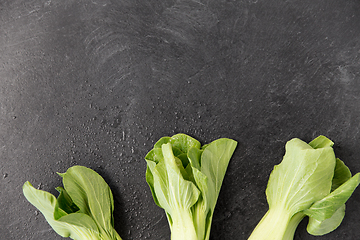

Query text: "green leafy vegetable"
[145, 133, 237, 240]
[248, 136, 360, 240]
[23, 165, 122, 240]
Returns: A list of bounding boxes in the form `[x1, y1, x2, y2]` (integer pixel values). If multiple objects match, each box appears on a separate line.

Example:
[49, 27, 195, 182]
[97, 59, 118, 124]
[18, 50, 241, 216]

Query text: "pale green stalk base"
[248, 208, 293, 240]
[283, 213, 305, 240]
[170, 209, 198, 240]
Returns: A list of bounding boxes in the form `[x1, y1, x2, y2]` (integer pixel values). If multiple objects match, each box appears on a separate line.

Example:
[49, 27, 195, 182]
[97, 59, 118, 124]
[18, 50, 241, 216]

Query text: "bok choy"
[23, 165, 122, 240]
[248, 135, 360, 240]
[145, 133, 237, 240]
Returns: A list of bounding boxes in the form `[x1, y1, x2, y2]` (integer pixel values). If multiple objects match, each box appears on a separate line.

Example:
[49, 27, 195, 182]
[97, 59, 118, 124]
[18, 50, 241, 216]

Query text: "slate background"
[1, 0, 360, 239]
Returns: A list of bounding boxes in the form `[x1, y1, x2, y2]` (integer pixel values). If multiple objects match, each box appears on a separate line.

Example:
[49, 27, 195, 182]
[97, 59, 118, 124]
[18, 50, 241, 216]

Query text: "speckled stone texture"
[1, 0, 360, 239]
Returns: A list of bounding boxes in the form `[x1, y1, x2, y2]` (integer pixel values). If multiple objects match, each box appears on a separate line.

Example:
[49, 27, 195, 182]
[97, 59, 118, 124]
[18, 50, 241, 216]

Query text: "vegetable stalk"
[247, 136, 360, 240]
[23, 166, 122, 240]
[169, 208, 198, 240]
[248, 208, 292, 240]
[145, 133, 237, 240]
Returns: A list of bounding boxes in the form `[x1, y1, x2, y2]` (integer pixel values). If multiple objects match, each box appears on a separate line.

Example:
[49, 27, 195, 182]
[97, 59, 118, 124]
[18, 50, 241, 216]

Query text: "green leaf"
[59, 166, 115, 231]
[145, 148, 163, 164]
[308, 135, 334, 149]
[304, 173, 360, 221]
[331, 158, 352, 191]
[153, 143, 200, 213]
[54, 187, 79, 220]
[188, 147, 202, 170]
[23, 181, 101, 240]
[145, 147, 197, 209]
[305, 161, 355, 236]
[154, 136, 171, 148]
[176, 152, 190, 169]
[168, 134, 201, 154]
[145, 134, 202, 210]
[307, 204, 345, 236]
[24, 166, 122, 240]
[172, 154, 191, 180]
[145, 160, 160, 207]
[196, 138, 237, 240]
[198, 138, 237, 209]
[265, 138, 336, 215]
[145, 144, 189, 167]
[57, 212, 100, 233]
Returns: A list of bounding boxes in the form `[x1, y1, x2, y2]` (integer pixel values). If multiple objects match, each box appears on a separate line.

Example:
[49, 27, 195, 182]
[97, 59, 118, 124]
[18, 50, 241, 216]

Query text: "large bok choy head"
[248, 136, 360, 240]
[145, 133, 237, 240]
[23, 165, 122, 240]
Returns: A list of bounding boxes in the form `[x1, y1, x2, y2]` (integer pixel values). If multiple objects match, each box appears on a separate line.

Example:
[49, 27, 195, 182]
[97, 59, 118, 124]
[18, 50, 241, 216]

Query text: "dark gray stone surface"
[1, 0, 360, 239]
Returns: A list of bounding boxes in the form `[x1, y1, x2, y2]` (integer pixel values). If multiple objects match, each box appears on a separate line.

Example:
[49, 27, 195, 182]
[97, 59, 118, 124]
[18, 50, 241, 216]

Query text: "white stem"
[248, 207, 292, 240]
[170, 209, 198, 240]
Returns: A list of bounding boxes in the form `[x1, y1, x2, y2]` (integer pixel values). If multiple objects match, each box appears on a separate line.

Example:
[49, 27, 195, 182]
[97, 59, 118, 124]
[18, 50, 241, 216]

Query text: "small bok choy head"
[145, 133, 237, 240]
[23, 165, 122, 240]
[248, 136, 360, 240]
